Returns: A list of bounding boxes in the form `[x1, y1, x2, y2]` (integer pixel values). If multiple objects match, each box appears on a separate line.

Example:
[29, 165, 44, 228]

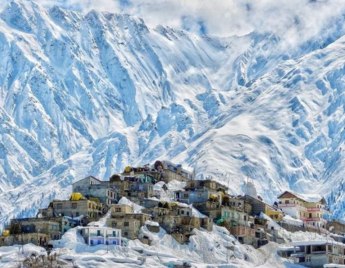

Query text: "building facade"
[291, 241, 345, 267]
[106, 204, 151, 239]
[278, 191, 327, 228]
[79, 226, 122, 246]
[9, 218, 61, 242]
[72, 176, 117, 205]
[40, 199, 103, 219]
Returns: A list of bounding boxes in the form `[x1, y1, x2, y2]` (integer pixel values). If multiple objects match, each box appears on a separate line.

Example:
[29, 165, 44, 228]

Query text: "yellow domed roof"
[2, 230, 10, 237]
[70, 192, 84, 201]
[124, 166, 132, 173]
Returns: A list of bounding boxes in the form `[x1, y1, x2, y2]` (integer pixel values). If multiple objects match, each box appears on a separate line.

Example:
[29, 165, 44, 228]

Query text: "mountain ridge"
[1, 0, 345, 227]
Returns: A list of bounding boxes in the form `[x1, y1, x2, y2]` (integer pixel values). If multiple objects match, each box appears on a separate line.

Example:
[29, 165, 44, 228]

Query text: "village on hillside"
[1, 160, 345, 268]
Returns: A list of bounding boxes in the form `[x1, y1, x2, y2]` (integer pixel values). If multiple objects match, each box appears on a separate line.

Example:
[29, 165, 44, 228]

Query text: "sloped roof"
[73, 176, 102, 185]
[278, 191, 303, 201]
[278, 191, 324, 203]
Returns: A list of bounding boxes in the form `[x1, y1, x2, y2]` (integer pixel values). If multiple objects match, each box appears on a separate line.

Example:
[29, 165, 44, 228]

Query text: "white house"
[79, 226, 122, 246]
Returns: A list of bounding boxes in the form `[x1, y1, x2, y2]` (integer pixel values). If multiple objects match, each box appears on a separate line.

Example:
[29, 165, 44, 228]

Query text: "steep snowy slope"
[2, 0, 345, 227]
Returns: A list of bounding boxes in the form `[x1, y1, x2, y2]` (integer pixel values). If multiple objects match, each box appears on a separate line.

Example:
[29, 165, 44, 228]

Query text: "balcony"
[306, 207, 321, 212]
[278, 204, 299, 208]
[304, 217, 324, 222]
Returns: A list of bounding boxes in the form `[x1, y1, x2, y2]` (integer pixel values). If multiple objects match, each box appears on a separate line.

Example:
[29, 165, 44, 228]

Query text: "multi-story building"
[184, 179, 228, 192]
[229, 224, 256, 245]
[244, 195, 283, 221]
[327, 220, 345, 235]
[110, 204, 134, 216]
[289, 241, 345, 267]
[193, 200, 221, 219]
[9, 218, 61, 242]
[106, 204, 151, 239]
[220, 206, 272, 248]
[0, 232, 51, 247]
[277, 191, 307, 219]
[39, 198, 103, 219]
[278, 191, 328, 228]
[222, 195, 253, 214]
[154, 160, 193, 182]
[72, 176, 117, 206]
[141, 201, 213, 243]
[121, 160, 193, 183]
[61, 216, 83, 233]
[174, 179, 228, 205]
[221, 207, 253, 227]
[174, 188, 214, 204]
[79, 226, 122, 246]
[110, 175, 155, 203]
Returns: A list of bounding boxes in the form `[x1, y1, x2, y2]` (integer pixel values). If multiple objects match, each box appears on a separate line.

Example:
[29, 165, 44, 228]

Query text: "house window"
[306, 256, 311, 262]
[72, 203, 77, 209]
[76, 212, 79, 217]
[124, 232, 128, 236]
[112, 222, 117, 228]
[285, 200, 289, 204]
[181, 210, 184, 215]
[56, 203, 62, 209]
[113, 231, 116, 236]
[187, 211, 190, 216]
[115, 208, 121, 212]
[124, 222, 129, 227]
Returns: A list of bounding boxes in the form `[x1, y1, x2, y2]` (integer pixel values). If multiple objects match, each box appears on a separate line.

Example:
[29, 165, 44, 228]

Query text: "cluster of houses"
[1, 160, 345, 267]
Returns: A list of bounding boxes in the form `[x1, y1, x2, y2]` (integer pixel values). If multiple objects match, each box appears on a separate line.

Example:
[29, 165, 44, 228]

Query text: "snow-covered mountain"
[1, 0, 345, 227]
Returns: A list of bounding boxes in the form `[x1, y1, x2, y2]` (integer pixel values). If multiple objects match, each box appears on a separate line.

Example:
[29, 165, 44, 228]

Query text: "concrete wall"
[52, 200, 102, 218]
[73, 176, 101, 189]
[111, 204, 133, 217]
[0, 233, 50, 247]
[106, 218, 140, 239]
[189, 191, 210, 204]
[222, 207, 250, 226]
[10, 219, 61, 240]
[72, 184, 116, 205]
